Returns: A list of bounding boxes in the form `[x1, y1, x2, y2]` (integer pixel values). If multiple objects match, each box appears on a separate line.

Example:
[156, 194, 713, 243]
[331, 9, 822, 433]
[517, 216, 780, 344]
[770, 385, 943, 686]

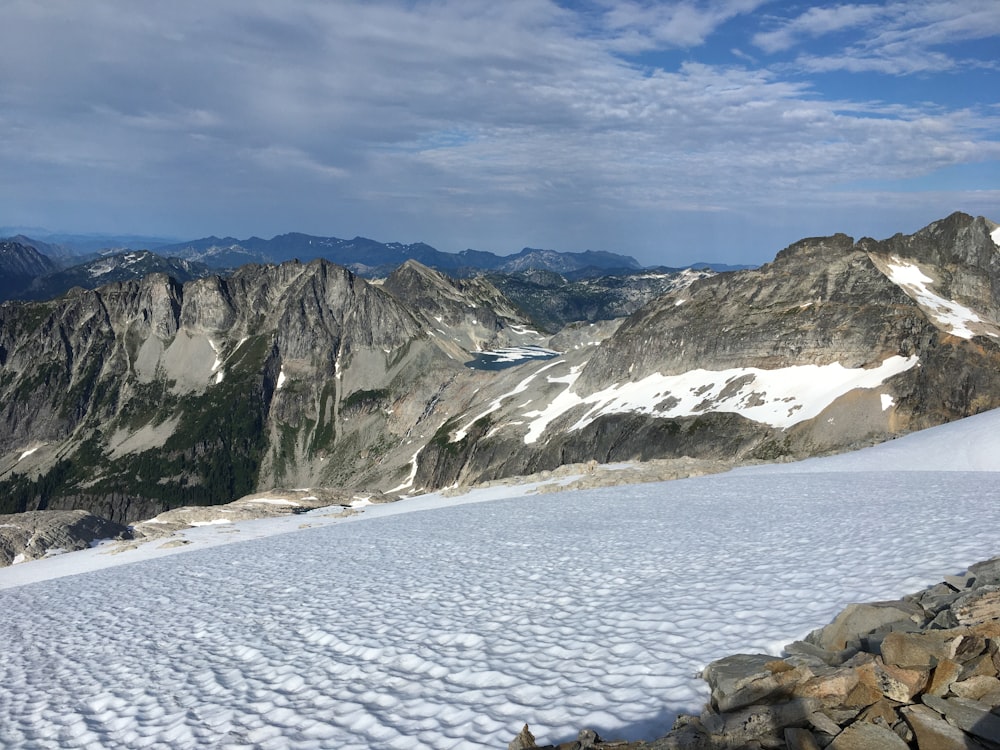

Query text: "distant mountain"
[17, 250, 213, 302]
[486, 267, 714, 332]
[0, 230, 179, 257]
[158, 233, 643, 277]
[0, 240, 57, 300]
[0, 231, 706, 333]
[3, 235, 78, 265]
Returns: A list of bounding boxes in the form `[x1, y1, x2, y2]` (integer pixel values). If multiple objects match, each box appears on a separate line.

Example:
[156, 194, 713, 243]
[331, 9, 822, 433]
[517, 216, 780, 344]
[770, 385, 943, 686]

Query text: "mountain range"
[1, 211, 999, 530]
[0, 230, 674, 294]
[0, 233, 718, 330]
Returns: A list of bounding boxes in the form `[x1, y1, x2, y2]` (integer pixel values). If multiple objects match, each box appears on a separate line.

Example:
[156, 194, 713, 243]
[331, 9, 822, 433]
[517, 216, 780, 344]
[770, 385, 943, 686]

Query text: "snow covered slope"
[1, 412, 1000, 749]
[742, 405, 1000, 473]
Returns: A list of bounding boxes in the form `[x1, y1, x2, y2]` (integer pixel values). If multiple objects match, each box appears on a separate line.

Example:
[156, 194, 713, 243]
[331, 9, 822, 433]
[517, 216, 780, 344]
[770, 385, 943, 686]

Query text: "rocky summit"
[1, 212, 999, 538]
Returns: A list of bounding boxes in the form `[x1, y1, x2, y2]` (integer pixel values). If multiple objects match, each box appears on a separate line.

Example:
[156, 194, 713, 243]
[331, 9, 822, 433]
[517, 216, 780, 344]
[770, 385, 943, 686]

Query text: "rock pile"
[510, 556, 1000, 749]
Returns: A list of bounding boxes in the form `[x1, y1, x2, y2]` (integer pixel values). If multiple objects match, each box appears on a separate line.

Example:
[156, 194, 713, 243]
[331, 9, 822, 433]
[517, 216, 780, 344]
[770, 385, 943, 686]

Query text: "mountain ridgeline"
[1, 212, 1000, 525]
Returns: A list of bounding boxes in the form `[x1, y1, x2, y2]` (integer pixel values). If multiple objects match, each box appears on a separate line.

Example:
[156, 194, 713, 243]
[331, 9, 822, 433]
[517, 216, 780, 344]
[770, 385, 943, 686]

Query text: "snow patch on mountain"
[16, 446, 40, 462]
[454, 360, 564, 442]
[522, 356, 918, 442]
[884, 257, 996, 339]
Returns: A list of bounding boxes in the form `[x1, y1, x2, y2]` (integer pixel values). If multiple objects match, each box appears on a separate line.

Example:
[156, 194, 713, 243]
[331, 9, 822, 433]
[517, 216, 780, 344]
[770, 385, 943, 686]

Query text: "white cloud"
[596, 0, 766, 50]
[753, 4, 885, 53]
[755, 0, 1000, 75]
[0, 0, 996, 264]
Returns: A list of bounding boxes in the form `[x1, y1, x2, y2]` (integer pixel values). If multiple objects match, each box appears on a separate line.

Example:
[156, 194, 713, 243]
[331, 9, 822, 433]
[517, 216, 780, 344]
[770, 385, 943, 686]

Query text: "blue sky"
[1, 1, 998, 266]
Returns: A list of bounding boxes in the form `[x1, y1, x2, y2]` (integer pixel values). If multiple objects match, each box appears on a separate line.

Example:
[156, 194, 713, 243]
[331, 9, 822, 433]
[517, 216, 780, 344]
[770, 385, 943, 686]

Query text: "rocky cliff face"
[2, 213, 1000, 526]
[0, 259, 541, 523]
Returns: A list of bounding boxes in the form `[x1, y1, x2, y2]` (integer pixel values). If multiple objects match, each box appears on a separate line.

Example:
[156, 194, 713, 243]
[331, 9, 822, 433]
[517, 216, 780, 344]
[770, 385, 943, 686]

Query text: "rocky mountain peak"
[382, 259, 531, 351]
[769, 232, 856, 267]
[865, 211, 997, 270]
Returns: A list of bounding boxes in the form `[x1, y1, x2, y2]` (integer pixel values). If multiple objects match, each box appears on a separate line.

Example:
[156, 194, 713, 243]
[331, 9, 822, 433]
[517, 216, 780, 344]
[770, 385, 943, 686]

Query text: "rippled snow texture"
[2, 471, 1000, 749]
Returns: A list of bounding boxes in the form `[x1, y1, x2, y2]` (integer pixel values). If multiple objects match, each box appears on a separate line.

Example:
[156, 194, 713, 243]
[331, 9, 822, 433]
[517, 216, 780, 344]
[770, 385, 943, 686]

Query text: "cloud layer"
[1, 0, 998, 264]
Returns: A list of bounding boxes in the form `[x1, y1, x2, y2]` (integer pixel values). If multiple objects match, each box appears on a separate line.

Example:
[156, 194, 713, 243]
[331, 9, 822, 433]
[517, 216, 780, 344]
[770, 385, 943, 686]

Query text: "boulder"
[700, 698, 817, 747]
[881, 631, 961, 670]
[785, 727, 822, 750]
[968, 558, 1000, 588]
[921, 696, 1000, 745]
[926, 659, 965, 697]
[702, 654, 806, 712]
[953, 588, 1000, 627]
[855, 659, 929, 703]
[950, 675, 1000, 701]
[792, 667, 860, 708]
[806, 601, 925, 652]
[826, 721, 910, 750]
[901, 704, 987, 750]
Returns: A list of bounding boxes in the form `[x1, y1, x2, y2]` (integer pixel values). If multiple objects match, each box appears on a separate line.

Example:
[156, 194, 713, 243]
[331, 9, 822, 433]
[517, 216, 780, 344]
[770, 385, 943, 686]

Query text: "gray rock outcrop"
[0, 510, 129, 566]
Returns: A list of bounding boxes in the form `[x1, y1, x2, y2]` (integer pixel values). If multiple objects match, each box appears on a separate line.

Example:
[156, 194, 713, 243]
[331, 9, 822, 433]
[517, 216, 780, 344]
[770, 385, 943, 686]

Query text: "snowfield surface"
[3, 413, 1000, 749]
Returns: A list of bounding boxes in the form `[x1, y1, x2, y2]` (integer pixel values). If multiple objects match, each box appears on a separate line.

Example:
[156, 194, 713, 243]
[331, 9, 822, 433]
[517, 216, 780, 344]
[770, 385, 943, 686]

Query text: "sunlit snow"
[884, 258, 994, 339]
[522, 355, 917, 442]
[209, 339, 225, 383]
[991, 225, 1000, 247]
[508, 325, 540, 336]
[453, 360, 564, 442]
[16, 446, 39, 462]
[2, 412, 1000, 749]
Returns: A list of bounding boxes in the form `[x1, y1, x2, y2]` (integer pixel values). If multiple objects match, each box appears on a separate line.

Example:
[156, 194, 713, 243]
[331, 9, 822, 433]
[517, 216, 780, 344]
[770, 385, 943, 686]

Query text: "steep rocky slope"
[1, 213, 999, 527]
[0, 259, 541, 523]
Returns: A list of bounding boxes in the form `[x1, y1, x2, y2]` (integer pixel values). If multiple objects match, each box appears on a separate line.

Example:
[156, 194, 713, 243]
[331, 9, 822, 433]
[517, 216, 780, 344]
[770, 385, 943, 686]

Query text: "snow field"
[521, 354, 916, 441]
[2, 469, 1000, 748]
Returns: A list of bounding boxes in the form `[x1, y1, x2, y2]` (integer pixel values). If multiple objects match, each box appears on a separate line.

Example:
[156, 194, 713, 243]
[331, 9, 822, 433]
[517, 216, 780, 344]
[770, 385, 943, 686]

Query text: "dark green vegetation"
[0, 337, 272, 523]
